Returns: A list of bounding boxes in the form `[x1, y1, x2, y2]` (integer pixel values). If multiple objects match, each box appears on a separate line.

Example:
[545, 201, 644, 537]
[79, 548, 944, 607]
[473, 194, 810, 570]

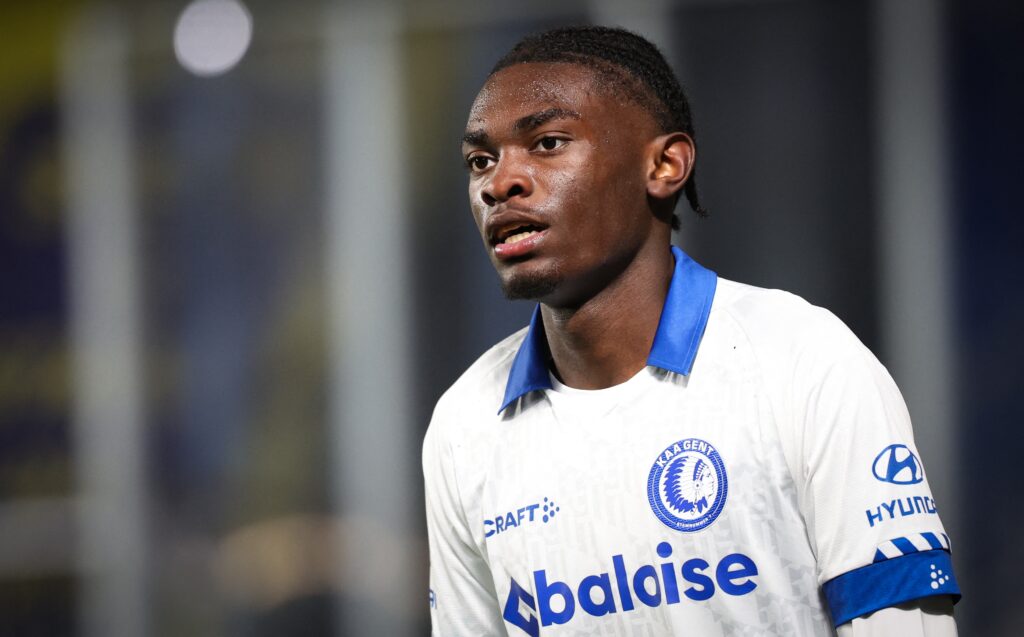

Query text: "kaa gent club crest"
[648, 438, 728, 532]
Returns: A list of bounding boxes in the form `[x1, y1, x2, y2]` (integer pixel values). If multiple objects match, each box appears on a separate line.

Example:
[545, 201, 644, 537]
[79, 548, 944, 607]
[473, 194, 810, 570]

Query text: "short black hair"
[491, 25, 707, 227]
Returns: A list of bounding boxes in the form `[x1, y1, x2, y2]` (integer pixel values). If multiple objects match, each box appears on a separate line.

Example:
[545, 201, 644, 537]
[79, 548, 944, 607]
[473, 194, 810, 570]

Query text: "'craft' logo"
[872, 444, 924, 485]
[647, 438, 728, 532]
[485, 497, 560, 538]
[929, 563, 950, 590]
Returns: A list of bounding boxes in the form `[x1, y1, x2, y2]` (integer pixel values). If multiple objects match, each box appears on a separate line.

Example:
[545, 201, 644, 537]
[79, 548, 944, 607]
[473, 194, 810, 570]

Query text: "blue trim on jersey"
[499, 246, 717, 413]
[823, 549, 960, 627]
[499, 307, 551, 414]
[647, 248, 718, 376]
[890, 536, 919, 556]
[920, 532, 943, 550]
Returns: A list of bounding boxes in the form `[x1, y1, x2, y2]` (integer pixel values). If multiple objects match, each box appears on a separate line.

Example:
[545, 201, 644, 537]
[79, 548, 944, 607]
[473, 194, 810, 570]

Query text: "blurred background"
[0, 0, 1020, 635]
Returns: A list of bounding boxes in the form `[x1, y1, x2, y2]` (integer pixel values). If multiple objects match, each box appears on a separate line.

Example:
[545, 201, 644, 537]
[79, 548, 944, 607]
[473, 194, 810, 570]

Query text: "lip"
[483, 208, 548, 250]
[493, 228, 548, 260]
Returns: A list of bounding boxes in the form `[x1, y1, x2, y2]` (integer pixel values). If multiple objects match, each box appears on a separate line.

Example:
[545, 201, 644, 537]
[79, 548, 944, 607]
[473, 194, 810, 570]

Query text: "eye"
[466, 155, 495, 172]
[534, 136, 567, 152]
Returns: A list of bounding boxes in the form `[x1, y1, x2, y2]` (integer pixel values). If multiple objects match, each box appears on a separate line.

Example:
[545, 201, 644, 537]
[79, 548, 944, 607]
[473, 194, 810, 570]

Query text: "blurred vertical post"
[62, 6, 150, 637]
[324, 3, 417, 635]
[589, 0, 674, 54]
[873, 0, 957, 534]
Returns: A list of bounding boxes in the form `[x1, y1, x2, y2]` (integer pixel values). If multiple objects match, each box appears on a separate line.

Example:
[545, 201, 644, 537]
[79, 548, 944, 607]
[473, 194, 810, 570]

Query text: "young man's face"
[462, 62, 664, 307]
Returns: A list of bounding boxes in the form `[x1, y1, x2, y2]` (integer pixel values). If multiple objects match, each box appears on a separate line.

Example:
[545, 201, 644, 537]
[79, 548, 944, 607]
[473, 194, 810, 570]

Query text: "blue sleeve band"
[822, 549, 961, 627]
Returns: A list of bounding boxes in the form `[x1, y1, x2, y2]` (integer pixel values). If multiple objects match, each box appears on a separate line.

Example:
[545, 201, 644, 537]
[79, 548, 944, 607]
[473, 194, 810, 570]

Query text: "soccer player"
[423, 26, 959, 636]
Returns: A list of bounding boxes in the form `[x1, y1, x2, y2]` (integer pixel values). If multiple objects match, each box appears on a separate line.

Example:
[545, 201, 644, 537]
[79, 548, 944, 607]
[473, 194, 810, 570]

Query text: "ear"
[645, 133, 695, 201]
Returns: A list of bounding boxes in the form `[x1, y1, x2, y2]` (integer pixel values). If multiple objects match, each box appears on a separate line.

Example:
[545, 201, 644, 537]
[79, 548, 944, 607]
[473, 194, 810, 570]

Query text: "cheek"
[583, 155, 641, 214]
[467, 183, 486, 228]
[543, 169, 580, 205]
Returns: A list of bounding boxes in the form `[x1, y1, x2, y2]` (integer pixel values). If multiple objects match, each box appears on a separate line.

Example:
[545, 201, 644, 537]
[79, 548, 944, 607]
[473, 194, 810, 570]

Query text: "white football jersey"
[423, 247, 958, 636]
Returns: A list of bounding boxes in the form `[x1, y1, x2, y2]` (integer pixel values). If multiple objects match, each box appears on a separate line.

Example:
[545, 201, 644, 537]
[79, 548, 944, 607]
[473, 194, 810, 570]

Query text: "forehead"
[466, 62, 604, 128]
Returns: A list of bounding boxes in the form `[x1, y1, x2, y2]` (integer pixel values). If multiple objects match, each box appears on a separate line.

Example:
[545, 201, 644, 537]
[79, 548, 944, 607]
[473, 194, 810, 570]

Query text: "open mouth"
[496, 223, 545, 246]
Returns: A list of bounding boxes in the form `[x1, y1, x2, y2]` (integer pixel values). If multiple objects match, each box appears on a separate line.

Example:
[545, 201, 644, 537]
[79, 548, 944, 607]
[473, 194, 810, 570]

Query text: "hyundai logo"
[872, 444, 924, 485]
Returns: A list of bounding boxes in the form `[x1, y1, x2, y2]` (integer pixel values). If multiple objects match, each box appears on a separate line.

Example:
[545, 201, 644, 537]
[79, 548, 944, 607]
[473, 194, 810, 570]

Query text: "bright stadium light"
[174, 0, 253, 77]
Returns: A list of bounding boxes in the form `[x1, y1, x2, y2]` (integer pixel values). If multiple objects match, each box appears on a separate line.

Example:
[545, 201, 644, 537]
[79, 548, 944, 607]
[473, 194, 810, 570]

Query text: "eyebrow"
[512, 107, 581, 133]
[462, 129, 490, 147]
[461, 107, 582, 148]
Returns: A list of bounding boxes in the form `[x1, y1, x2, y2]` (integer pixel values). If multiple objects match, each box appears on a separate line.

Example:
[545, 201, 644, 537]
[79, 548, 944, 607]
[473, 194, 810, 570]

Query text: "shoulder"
[710, 277, 868, 365]
[426, 326, 527, 439]
[707, 278, 908, 450]
[423, 326, 527, 486]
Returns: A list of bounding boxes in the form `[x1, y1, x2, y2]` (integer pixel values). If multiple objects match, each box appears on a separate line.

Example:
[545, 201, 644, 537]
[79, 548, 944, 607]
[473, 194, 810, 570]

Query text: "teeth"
[503, 231, 537, 244]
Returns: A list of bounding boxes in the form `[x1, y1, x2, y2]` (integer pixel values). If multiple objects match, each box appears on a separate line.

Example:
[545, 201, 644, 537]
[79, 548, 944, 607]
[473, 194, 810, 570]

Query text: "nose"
[481, 154, 532, 206]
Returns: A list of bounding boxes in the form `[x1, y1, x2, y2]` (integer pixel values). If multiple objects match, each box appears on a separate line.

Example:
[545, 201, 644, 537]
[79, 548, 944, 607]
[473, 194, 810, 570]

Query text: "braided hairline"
[490, 26, 708, 223]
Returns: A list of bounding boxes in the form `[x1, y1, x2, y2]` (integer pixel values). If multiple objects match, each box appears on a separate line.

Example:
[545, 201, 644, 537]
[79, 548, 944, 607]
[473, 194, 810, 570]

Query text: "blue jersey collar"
[499, 246, 718, 413]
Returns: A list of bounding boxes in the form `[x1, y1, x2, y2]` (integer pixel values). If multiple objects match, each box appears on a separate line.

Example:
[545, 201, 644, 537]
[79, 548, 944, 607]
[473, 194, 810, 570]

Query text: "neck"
[541, 240, 674, 389]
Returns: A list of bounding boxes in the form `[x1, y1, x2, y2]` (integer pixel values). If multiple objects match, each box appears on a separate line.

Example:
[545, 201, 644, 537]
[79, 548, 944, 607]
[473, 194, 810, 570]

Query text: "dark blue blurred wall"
[951, 1, 1024, 633]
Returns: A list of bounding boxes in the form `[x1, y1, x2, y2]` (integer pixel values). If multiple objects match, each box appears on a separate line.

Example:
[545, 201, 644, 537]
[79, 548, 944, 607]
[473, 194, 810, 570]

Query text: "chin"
[499, 266, 560, 301]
